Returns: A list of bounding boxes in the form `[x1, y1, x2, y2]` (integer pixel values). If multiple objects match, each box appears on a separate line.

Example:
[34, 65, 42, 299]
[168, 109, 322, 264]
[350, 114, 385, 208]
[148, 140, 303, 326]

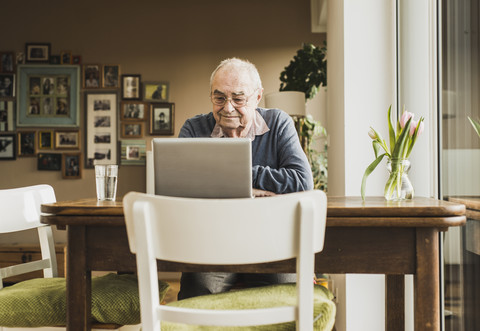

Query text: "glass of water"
[95, 164, 118, 201]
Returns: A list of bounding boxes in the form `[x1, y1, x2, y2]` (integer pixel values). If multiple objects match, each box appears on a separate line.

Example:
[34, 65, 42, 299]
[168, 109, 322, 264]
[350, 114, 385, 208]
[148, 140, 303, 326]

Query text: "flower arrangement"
[361, 106, 425, 200]
[468, 116, 480, 138]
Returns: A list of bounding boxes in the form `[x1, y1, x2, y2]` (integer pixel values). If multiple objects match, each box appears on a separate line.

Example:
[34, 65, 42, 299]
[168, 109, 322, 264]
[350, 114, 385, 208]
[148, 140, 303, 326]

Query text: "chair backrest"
[123, 190, 327, 330]
[0, 185, 58, 288]
[123, 190, 327, 264]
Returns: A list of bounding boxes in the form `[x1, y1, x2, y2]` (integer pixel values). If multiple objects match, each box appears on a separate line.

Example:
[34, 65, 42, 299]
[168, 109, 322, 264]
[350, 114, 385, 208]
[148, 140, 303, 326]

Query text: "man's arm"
[252, 111, 314, 194]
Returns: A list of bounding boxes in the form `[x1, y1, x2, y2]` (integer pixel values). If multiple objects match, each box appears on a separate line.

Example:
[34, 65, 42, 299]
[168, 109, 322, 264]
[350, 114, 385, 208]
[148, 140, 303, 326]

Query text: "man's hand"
[252, 188, 276, 197]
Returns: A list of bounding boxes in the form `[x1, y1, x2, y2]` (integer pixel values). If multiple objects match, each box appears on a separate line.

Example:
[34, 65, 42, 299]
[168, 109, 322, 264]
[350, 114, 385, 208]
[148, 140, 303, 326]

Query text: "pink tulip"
[409, 120, 417, 136]
[400, 111, 414, 129]
[417, 121, 425, 136]
[409, 119, 425, 136]
[368, 128, 377, 139]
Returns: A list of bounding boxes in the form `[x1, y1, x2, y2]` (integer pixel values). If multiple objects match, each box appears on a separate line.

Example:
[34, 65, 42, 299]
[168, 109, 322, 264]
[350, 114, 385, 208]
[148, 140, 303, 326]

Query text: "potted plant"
[279, 42, 327, 100]
[278, 42, 328, 191]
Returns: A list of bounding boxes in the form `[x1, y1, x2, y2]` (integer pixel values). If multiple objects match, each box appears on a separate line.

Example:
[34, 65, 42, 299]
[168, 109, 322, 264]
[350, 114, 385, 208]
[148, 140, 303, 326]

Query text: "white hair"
[209, 58, 263, 91]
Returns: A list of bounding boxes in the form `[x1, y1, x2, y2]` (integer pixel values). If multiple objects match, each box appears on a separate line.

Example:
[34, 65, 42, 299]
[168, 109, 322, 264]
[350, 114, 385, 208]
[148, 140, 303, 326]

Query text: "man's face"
[211, 66, 262, 137]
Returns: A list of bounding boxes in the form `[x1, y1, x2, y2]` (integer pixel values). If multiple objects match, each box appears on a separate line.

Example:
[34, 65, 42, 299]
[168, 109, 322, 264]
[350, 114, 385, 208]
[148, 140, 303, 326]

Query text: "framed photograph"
[72, 55, 82, 65]
[0, 100, 15, 132]
[121, 74, 141, 100]
[0, 74, 15, 97]
[85, 91, 118, 168]
[49, 55, 61, 65]
[38, 130, 53, 149]
[16, 52, 25, 65]
[0, 52, 15, 73]
[62, 153, 82, 179]
[121, 122, 144, 138]
[0, 133, 15, 160]
[120, 139, 146, 165]
[37, 153, 62, 170]
[60, 51, 72, 64]
[83, 64, 101, 88]
[25, 43, 51, 63]
[102, 65, 120, 88]
[55, 130, 80, 149]
[17, 65, 80, 127]
[143, 81, 169, 102]
[17, 131, 36, 157]
[150, 102, 174, 135]
[120, 101, 147, 121]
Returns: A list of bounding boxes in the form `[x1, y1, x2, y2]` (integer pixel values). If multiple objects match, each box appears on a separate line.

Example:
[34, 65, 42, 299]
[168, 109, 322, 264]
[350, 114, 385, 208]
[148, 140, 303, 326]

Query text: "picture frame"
[143, 81, 169, 102]
[102, 65, 120, 88]
[72, 55, 82, 65]
[62, 153, 82, 179]
[83, 64, 101, 89]
[55, 130, 80, 149]
[17, 65, 80, 127]
[38, 130, 54, 149]
[0, 133, 15, 160]
[0, 100, 15, 132]
[121, 122, 144, 138]
[25, 43, 51, 63]
[120, 139, 146, 165]
[150, 102, 174, 135]
[0, 73, 15, 97]
[0, 52, 15, 73]
[16, 52, 25, 65]
[120, 101, 147, 121]
[84, 90, 118, 168]
[121, 74, 141, 100]
[60, 51, 72, 64]
[49, 55, 61, 65]
[17, 131, 36, 157]
[37, 153, 62, 170]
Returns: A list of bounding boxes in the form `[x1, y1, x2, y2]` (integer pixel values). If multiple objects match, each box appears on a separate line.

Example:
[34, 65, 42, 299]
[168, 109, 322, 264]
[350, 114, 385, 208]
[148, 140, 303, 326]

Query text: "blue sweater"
[178, 108, 314, 194]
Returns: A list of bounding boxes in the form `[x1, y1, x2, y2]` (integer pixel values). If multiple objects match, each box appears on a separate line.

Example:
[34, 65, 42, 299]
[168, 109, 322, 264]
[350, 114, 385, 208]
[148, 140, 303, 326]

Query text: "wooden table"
[41, 196, 466, 331]
[447, 197, 480, 329]
[448, 197, 480, 255]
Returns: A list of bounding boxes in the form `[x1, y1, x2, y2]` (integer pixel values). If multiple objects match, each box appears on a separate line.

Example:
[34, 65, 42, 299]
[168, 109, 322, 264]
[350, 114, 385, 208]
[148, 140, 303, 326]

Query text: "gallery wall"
[0, 0, 325, 203]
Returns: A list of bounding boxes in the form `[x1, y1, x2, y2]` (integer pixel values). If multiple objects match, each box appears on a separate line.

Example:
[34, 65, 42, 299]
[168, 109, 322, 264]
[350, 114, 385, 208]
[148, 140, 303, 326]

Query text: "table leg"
[386, 274, 405, 331]
[415, 228, 440, 331]
[67, 225, 91, 331]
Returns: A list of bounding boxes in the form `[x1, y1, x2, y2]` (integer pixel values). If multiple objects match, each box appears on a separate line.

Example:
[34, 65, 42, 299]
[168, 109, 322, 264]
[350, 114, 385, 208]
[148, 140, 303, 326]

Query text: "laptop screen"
[152, 138, 253, 198]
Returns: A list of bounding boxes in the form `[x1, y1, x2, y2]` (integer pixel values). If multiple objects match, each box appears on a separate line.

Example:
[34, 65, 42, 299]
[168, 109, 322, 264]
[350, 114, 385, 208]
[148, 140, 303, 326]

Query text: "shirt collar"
[211, 109, 270, 140]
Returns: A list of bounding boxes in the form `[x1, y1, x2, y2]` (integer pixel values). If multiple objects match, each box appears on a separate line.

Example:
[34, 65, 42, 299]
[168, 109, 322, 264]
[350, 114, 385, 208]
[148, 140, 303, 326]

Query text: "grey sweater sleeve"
[252, 109, 314, 194]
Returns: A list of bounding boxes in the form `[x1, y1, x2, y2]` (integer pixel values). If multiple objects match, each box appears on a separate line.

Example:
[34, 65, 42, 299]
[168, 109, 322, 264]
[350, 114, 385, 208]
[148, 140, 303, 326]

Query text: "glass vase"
[384, 159, 414, 201]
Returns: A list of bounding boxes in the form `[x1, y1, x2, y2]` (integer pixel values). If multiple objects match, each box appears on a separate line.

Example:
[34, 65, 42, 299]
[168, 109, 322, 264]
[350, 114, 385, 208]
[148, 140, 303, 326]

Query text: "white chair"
[123, 190, 335, 331]
[0, 185, 143, 331]
[0, 184, 58, 289]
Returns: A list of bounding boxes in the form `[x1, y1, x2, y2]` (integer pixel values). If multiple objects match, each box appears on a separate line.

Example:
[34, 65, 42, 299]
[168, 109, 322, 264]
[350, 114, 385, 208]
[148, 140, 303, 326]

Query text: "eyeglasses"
[210, 89, 258, 108]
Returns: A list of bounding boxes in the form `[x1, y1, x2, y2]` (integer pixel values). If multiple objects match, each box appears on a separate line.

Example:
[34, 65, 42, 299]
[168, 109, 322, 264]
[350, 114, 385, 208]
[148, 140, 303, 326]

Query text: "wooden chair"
[0, 185, 142, 331]
[123, 190, 336, 331]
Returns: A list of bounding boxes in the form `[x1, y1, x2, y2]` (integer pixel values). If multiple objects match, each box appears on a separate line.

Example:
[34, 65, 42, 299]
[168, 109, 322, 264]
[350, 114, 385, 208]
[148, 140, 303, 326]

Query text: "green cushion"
[162, 284, 336, 331]
[0, 277, 66, 327]
[0, 273, 170, 327]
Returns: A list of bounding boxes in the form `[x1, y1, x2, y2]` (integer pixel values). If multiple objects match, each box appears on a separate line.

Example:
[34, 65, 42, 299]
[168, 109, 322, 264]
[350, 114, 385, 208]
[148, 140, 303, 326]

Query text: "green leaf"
[370, 127, 390, 156]
[468, 116, 480, 138]
[361, 153, 386, 200]
[391, 117, 412, 160]
[372, 140, 381, 158]
[406, 117, 424, 158]
[387, 105, 396, 154]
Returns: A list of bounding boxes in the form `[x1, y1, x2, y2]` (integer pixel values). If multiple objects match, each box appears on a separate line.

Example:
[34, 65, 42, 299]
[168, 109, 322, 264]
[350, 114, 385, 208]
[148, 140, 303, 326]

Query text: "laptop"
[152, 138, 253, 198]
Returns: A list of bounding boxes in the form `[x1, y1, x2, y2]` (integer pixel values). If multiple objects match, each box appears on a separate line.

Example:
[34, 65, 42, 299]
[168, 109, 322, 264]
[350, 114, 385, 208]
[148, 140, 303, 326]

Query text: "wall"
[0, 0, 325, 203]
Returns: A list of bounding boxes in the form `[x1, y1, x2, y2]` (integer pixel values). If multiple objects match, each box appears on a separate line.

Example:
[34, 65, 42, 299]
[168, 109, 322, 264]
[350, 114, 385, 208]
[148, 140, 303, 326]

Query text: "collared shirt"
[210, 109, 270, 140]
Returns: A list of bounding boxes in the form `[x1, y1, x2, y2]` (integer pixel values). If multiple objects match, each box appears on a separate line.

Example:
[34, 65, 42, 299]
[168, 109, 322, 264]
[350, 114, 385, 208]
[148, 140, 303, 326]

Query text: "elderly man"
[177, 58, 313, 299]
